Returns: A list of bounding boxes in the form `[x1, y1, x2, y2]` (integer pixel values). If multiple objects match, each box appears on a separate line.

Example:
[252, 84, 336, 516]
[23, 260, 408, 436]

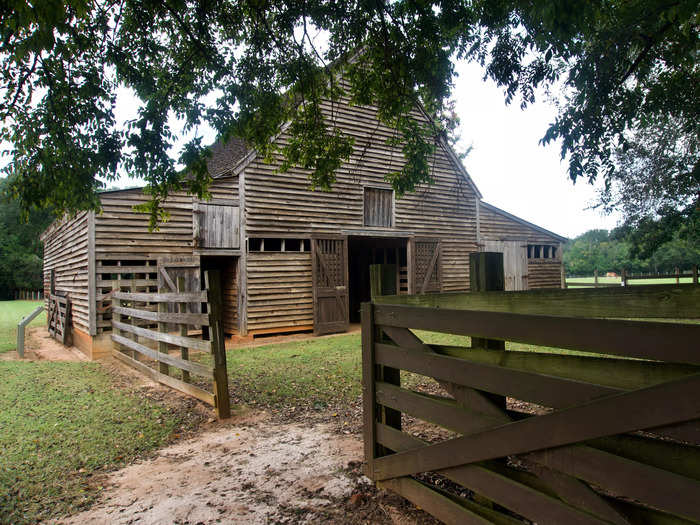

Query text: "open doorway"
[347, 236, 408, 323]
[200, 256, 239, 335]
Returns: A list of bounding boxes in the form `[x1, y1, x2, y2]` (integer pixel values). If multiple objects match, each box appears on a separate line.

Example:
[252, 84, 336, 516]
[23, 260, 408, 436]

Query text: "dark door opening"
[348, 236, 408, 323]
[200, 256, 239, 335]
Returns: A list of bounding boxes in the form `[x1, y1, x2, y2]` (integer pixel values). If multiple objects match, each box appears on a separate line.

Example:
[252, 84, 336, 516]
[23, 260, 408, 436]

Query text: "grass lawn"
[567, 276, 693, 287]
[0, 300, 46, 353]
[0, 362, 184, 523]
[193, 327, 597, 413]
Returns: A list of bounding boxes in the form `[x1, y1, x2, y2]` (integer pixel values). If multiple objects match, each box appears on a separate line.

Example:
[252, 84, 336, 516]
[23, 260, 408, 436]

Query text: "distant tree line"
[564, 229, 700, 276]
[0, 178, 53, 300]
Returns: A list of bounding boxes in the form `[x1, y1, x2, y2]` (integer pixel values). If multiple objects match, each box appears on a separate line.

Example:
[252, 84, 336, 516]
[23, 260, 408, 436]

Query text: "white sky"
[452, 61, 619, 238]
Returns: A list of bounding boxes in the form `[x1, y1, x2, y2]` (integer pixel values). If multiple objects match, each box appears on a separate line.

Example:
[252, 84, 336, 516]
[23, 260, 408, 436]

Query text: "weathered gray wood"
[361, 302, 378, 479]
[375, 343, 620, 408]
[378, 477, 496, 525]
[527, 446, 700, 522]
[112, 306, 209, 326]
[376, 424, 621, 525]
[374, 304, 700, 364]
[112, 320, 211, 352]
[112, 291, 208, 303]
[206, 270, 231, 419]
[111, 334, 212, 377]
[177, 276, 191, 383]
[372, 373, 700, 480]
[112, 348, 215, 405]
[87, 211, 97, 336]
[375, 283, 700, 319]
[17, 305, 45, 358]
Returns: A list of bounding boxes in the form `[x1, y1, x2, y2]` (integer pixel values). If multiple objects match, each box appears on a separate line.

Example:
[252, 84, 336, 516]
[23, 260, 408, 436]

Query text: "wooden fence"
[111, 270, 230, 418]
[363, 284, 700, 524]
[15, 289, 43, 300]
[47, 292, 71, 345]
[568, 266, 699, 288]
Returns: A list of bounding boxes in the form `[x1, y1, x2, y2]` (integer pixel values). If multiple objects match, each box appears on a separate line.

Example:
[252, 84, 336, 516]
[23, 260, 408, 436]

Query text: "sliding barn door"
[312, 236, 349, 335]
[411, 238, 441, 294]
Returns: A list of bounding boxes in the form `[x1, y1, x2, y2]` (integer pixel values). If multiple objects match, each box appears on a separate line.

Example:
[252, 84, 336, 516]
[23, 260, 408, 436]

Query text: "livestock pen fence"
[568, 265, 699, 287]
[363, 284, 700, 524]
[110, 269, 230, 418]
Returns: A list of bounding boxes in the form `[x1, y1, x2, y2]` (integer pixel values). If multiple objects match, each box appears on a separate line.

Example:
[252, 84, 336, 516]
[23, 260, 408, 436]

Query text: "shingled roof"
[206, 137, 249, 178]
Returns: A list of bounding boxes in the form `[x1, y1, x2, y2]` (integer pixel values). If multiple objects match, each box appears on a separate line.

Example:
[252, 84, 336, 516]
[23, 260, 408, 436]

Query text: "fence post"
[621, 269, 627, 287]
[561, 264, 567, 289]
[361, 302, 377, 479]
[469, 253, 506, 414]
[693, 265, 698, 285]
[594, 269, 598, 288]
[206, 270, 231, 419]
[675, 267, 680, 284]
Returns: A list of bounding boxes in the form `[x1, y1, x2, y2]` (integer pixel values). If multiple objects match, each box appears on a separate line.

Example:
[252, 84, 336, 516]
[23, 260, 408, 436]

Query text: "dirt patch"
[1, 326, 88, 361]
[55, 414, 436, 525]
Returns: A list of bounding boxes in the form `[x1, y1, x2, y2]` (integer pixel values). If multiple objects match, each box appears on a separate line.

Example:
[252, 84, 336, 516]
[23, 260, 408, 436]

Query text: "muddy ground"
[12, 327, 437, 525]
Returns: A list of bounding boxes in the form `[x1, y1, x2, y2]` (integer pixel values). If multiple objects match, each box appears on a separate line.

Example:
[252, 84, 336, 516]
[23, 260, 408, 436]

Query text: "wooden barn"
[41, 86, 566, 359]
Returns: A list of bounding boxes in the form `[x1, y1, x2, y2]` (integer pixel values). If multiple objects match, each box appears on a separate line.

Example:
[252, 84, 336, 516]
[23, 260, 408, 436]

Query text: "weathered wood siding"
[94, 188, 195, 259]
[479, 203, 560, 243]
[222, 259, 238, 334]
[528, 260, 562, 289]
[42, 212, 90, 332]
[246, 252, 314, 332]
[244, 88, 479, 295]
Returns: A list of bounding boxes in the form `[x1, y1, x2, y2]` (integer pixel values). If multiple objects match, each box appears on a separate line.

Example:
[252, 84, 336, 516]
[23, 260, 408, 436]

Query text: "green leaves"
[0, 0, 697, 231]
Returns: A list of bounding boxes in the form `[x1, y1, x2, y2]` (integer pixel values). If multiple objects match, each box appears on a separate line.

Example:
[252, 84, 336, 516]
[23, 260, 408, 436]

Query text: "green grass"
[0, 362, 181, 524]
[193, 328, 600, 412]
[0, 300, 47, 353]
[567, 276, 693, 287]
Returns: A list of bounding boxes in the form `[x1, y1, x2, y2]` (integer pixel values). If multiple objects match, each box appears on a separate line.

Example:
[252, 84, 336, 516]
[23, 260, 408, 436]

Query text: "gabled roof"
[480, 201, 568, 242]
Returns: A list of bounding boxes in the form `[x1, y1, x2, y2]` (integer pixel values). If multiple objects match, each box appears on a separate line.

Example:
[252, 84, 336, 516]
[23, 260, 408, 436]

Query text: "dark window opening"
[249, 238, 310, 253]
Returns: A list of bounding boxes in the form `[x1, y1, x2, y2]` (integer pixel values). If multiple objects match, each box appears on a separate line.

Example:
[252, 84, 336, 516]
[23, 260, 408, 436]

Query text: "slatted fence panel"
[362, 288, 700, 525]
[111, 270, 230, 418]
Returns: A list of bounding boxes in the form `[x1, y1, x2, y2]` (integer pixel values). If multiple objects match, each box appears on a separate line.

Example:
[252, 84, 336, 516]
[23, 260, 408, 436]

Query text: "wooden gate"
[158, 255, 201, 318]
[111, 270, 230, 418]
[411, 238, 441, 294]
[363, 285, 700, 525]
[47, 292, 72, 345]
[482, 240, 528, 290]
[312, 236, 349, 335]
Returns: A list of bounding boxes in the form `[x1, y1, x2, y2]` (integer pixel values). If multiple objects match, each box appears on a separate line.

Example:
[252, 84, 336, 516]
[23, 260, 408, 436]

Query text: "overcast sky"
[452, 61, 619, 239]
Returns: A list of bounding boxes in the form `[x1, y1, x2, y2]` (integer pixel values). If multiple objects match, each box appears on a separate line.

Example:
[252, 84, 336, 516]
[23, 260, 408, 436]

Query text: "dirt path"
[55, 412, 433, 525]
[1, 326, 87, 361]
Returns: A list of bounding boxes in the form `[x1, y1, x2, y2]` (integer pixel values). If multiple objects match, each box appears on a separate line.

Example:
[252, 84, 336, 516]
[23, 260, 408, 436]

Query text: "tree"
[0, 177, 53, 298]
[1, 1, 698, 229]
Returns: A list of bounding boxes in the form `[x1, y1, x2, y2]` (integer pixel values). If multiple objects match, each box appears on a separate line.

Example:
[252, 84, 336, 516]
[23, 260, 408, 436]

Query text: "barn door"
[411, 238, 441, 294]
[312, 236, 349, 335]
[482, 240, 528, 291]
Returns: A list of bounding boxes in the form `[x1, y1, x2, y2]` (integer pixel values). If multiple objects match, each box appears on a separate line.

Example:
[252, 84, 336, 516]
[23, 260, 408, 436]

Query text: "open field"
[0, 300, 46, 353]
[567, 276, 694, 287]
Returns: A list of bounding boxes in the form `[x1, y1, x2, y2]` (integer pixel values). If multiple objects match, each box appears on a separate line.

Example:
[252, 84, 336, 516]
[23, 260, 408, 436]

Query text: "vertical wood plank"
[158, 280, 170, 375]
[206, 270, 231, 419]
[362, 302, 378, 479]
[87, 211, 97, 336]
[177, 276, 191, 384]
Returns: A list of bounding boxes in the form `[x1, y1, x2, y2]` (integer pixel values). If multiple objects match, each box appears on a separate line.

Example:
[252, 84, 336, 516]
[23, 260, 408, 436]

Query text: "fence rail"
[111, 270, 230, 418]
[362, 286, 700, 525]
